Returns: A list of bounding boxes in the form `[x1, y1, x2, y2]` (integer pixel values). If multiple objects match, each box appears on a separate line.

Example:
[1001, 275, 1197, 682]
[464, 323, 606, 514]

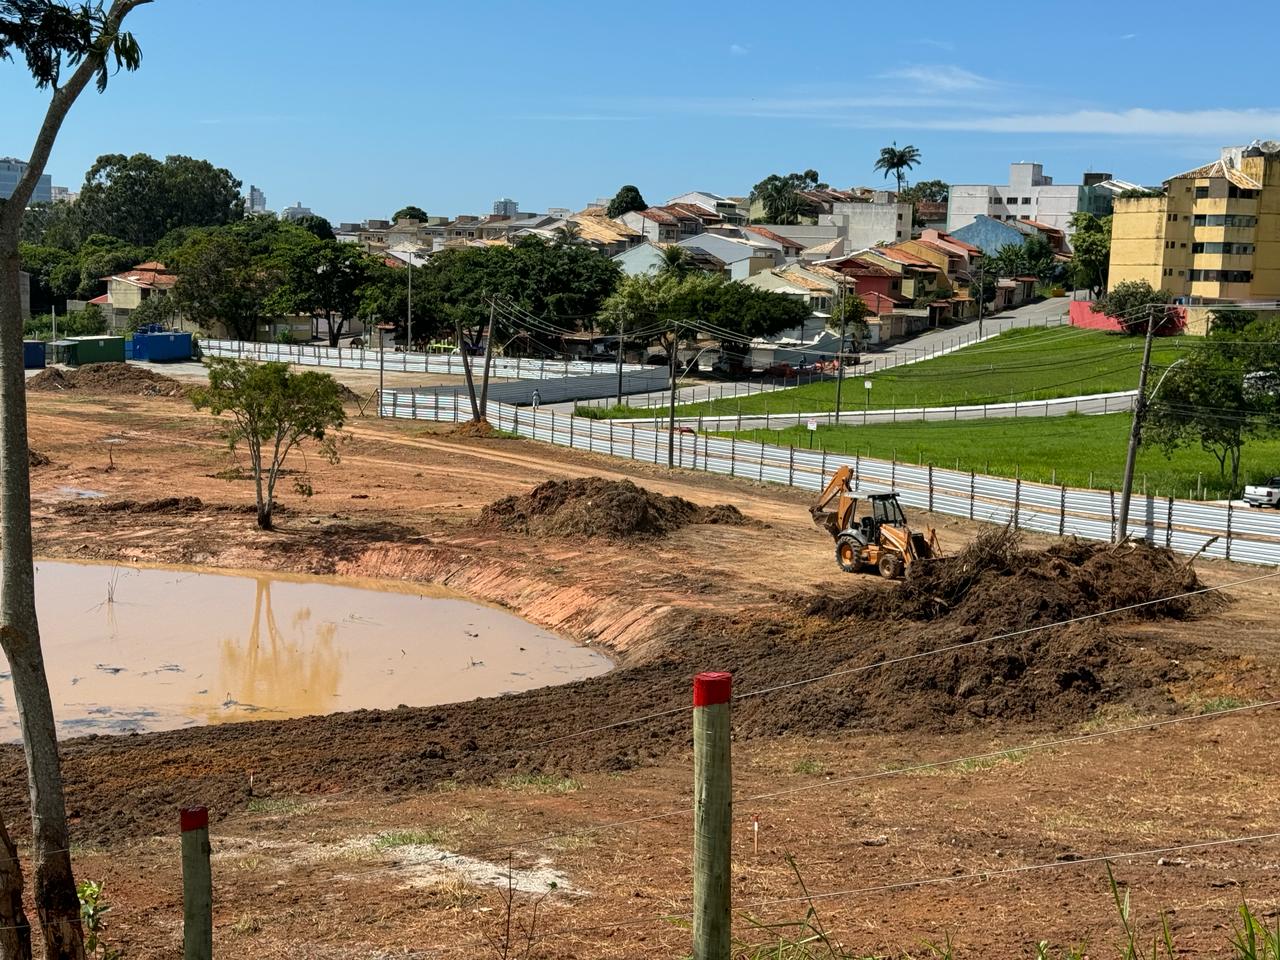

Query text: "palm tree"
[553, 221, 582, 245]
[874, 142, 922, 193]
[659, 244, 690, 278]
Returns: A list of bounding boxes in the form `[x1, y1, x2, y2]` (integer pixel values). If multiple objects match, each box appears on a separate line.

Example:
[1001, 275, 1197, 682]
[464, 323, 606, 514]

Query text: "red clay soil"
[27, 362, 186, 397]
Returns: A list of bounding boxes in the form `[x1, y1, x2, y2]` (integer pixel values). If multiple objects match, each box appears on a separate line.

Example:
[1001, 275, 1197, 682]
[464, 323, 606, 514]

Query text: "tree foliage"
[990, 235, 1059, 284]
[392, 204, 430, 223]
[1069, 211, 1111, 298]
[192, 359, 345, 530]
[292, 214, 334, 241]
[750, 170, 826, 225]
[171, 231, 277, 341]
[897, 179, 949, 204]
[606, 185, 647, 218]
[76, 152, 244, 246]
[873, 142, 921, 192]
[1092, 279, 1176, 335]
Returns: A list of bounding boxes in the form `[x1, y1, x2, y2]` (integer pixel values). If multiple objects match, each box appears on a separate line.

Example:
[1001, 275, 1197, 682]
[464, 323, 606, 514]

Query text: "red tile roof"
[105, 261, 177, 290]
[744, 226, 802, 249]
[872, 247, 937, 269]
[88, 294, 111, 305]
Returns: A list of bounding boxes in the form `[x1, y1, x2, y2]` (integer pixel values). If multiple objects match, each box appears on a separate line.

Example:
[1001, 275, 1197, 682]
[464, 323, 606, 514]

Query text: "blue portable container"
[133, 331, 193, 362]
[23, 340, 46, 370]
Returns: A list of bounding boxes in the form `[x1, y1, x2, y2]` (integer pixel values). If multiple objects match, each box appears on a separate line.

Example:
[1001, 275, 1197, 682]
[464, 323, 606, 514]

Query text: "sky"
[7, 0, 1280, 225]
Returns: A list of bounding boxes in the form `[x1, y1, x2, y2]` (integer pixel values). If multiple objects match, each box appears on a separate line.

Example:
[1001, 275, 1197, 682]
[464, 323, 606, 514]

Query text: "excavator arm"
[809, 465, 856, 538]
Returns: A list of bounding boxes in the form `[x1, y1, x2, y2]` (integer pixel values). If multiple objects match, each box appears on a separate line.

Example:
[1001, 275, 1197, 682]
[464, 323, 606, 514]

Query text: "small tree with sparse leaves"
[193, 359, 345, 530]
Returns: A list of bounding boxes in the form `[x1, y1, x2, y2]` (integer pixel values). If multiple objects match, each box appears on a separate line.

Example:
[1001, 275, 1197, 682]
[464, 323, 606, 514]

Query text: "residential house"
[96, 261, 178, 330]
[616, 205, 707, 244]
[854, 246, 954, 324]
[740, 226, 806, 259]
[675, 233, 780, 279]
[740, 267, 845, 369]
[747, 187, 863, 224]
[915, 201, 948, 232]
[948, 163, 1138, 235]
[565, 209, 642, 256]
[818, 191, 913, 249]
[800, 237, 846, 262]
[612, 241, 670, 276]
[667, 191, 748, 224]
[949, 214, 1036, 255]
[1105, 140, 1280, 334]
[750, 223, 841, 251]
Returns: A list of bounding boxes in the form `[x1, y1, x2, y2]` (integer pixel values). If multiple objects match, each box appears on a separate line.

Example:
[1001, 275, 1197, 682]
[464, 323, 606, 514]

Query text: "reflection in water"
[2, 561, 612, 740]
[198, 579, 343, 723]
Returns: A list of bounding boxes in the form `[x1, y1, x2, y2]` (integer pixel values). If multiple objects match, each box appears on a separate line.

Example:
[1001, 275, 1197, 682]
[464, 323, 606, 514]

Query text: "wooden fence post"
[1109, 489, 1117, 540]
[927, 464, 934, 512]
[730, 436, 736, 478]
[969, 471, 975, 521]
[1166, 497, 1174, 549]
[181, 807, 212, 960]
[1225, 501, 1233, 561]
[787, 445, 795, 487]
[1013, 477, 1021, 530]
[693, 672, 732, 960]
[1059, 485, 1067, 536]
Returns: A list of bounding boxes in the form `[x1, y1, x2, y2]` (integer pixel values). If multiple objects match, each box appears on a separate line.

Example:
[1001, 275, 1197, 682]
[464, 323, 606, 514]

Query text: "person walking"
[531, 388, 541, 413]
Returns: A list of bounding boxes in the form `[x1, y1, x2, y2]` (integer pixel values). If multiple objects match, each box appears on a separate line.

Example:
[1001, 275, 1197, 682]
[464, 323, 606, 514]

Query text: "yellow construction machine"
[810, 465, 942, 578]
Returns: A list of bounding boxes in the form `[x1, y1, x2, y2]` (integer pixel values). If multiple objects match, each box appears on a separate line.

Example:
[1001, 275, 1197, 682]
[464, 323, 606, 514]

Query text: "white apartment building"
[948, 162, 1113, 235]
[818, 191, 911, 248]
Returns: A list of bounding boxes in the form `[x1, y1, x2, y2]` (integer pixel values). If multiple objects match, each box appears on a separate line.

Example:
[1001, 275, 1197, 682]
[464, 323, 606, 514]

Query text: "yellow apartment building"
[1108, 141, 1280, 333]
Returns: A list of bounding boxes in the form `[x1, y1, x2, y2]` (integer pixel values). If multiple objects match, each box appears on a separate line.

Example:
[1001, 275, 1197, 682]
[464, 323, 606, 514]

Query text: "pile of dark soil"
[763, 530, 1211, 732]
[477, 477, 748, 539]
[28, 448, 50, 468]
[808, 529, 1202, 631]
[28, 363, 185, 397]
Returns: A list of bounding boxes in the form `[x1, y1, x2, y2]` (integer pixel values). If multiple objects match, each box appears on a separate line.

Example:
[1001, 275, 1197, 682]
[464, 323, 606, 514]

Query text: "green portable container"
[67, 335, 126, 365]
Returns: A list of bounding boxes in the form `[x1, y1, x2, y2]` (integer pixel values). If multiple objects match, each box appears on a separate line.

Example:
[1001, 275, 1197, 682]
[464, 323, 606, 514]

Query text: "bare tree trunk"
[0, 812, 31, 960]
[0, 254, 83, 960]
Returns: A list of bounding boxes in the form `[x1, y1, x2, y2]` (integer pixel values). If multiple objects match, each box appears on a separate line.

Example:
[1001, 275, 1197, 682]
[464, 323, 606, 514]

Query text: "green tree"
[392, 205, 430, 223]
[171, 231, 279, 341]
[0, 3, 148, 956]
[76, 151, 244, 246]
[18, 200, 83, 249]
[897, 179, 949, 204]
[1068, 211, 1112, 298]
[1092, 279, 1175, 335]
[873, 142, 922, 192]
[123, 290, 176, 331]
[293, 214, 334, 241]
[749, 170, 824, 225]
[277, 240, 376, 347]
[23, 303, 107, 340]
[659, 244, 691, 278]
[192, 359, 345, 530]
[553, 221, 582, 246]
[833, 290, 873, 346]
[605, 185, 647, 218]
[990, 235, 1058, 284]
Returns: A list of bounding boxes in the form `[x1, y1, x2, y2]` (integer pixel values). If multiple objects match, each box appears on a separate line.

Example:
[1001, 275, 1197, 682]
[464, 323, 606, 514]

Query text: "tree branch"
[0, 0, 153, 238]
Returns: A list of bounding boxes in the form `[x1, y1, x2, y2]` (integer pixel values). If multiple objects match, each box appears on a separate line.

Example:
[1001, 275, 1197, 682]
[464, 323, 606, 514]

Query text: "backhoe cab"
[809, 465, 941, 578]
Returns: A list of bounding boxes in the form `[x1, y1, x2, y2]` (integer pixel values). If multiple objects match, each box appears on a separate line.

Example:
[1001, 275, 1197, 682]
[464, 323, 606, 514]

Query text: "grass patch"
[1195, 695, 1250, 714]
[588, 327, 1193, 419]
[232, 913, 264, 935]
[371, 828, 451, 851]
[497, 773, 583, 794]
[245, 797, 313, 816]
[726, 413, 1280, 497]
[791, 757, 827, 776]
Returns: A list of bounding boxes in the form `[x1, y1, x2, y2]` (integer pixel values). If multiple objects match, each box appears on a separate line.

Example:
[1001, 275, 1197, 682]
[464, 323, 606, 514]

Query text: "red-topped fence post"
[181, 806, 213, 960]
[693, 671, 732, 960]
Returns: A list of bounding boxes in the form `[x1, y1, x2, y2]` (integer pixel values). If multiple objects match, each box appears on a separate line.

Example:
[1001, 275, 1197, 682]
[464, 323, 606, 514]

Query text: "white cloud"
[878, 64, 995, 92]
[729, 43, 749, 56]
[1120, 32, 1137, 40]
[878, 107, 1280, 137]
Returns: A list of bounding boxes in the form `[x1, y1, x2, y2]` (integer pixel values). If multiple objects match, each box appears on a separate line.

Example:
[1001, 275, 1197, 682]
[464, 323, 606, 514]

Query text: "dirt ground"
[5, 387, 1280, 959]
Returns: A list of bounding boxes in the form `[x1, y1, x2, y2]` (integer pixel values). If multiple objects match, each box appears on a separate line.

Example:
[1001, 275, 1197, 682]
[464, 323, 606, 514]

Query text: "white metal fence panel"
[376, 389, 1280, 566]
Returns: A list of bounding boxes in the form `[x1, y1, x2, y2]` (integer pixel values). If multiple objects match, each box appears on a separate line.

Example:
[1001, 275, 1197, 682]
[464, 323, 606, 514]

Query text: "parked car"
[1243, 476, 1280, 508]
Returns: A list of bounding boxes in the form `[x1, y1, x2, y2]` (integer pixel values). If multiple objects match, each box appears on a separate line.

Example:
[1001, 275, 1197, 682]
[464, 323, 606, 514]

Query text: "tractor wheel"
[835, 535, 863, 574]
[877, 552, 904, 579]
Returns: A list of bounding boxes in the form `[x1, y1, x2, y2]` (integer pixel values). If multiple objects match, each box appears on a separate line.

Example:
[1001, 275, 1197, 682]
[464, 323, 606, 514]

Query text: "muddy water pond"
[0, 561, 611, 739]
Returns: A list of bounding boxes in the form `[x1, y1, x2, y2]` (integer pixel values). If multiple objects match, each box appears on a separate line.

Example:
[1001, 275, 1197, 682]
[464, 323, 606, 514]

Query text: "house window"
[1021, 197, 1031, 204]
[1194, 186, 1209, 199]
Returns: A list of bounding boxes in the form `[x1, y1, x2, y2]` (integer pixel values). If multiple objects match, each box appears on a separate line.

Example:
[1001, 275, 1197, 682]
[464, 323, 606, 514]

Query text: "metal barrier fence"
[379, 392, 1280, 566]
[199, 338, 648, 380]
[606, 390, 1138, 429]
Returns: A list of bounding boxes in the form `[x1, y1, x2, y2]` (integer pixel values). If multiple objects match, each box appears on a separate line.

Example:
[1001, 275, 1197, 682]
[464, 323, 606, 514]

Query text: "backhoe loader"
[810, 465, 942, 578]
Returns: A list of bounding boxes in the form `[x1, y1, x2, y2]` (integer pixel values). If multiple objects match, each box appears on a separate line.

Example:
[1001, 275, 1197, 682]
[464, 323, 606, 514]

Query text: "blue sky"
[7, 0, 1280, 224]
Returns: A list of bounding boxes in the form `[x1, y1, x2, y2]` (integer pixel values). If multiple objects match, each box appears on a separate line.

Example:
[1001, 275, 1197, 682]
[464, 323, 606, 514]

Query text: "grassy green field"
[585, 326, 1193, 419]
[726, 413, 1280, 499]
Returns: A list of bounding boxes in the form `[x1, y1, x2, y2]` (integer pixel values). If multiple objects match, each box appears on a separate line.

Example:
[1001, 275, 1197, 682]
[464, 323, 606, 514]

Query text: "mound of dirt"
[452, 419, 498, 438]
[28, 363, 185, 397]
[477, 477, 748, 539]
[808, 529, 1201, 631]
[28, 448, 50, 468]
[770, 531, 1211, 732]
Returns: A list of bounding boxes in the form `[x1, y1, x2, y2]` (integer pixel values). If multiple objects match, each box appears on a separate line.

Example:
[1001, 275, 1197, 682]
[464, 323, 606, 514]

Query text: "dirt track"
[7, 389, 1280, 959]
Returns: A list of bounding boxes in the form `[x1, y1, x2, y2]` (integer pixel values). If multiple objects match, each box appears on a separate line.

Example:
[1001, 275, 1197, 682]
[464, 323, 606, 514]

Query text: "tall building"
[492, 197, 519, 217]
[1108, 141, 1280, 324]
[948, 162, 1137, 235]
[280, 201, 314, 221]
[0, 157, 52, 204]
[247, 184, 268, 215]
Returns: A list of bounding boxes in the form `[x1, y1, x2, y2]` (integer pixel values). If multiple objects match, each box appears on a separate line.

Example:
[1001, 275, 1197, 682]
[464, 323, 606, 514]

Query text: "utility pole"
[616, 315, 625, 406]
[976, 258, 985, 338]
[406, 256, 413, 353]
[668, 325, 678, 468]
[479, 300, 497, 418]
[834, 286, 847, 424]
[1116, 303, 1158, 542]
[457, 318, 481, 420]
